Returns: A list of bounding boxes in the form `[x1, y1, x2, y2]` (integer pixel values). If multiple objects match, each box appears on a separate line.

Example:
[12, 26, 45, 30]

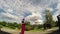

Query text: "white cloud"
[7, 9, 13, 13]
[2, 13, 19, 19]
[25, 12, 43, 24]
[37, 20, 44, 25]
[56, 3, 60, 9]
[46, 8, 54, 11]
[53, 2, 60, 21]
[53, 11, 60, 21]
[0, 0, 60, 23]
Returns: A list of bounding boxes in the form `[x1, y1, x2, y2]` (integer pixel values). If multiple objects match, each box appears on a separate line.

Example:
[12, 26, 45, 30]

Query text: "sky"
[0, 0, 60, 24]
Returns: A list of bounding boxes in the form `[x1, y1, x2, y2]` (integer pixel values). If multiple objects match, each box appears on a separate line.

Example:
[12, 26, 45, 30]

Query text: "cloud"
[25, 12, 43, 24]
[0, 0, 60, 24]
[56, 3, 60, 9]
[53, 11, 60, 21]
[37, 20, 44, 24]
[53, 2, 60, 21]
[7, 9, 14, 13]
[2, 13, 19, 19]
[45, 7, 54, 11]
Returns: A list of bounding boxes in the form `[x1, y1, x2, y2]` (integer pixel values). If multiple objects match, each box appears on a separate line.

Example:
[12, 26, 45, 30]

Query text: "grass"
[29, 27, 58, 32]
[1, 25, 58, 32]
[2, 27, 44, 32]
[1, 26, 20, 31]
[29, 28, 45, 32]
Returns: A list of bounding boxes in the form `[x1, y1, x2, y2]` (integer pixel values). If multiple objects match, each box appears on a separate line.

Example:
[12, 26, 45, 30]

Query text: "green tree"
[2, 21, 7, 26]
[37, 25, 43, 29]
[16, 23, 21, 29]
[25, 21, 30, 25]
[45, 10, 55, 27]
[45, 10, 52, 23]
[0, 21, 7, 26]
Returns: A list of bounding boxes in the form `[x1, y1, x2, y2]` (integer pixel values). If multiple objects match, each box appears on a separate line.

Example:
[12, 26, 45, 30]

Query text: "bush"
[0, 21, 21, 29]
[0, 25, 3, 31]
[25, 26, 30, 31]
[29, 27, 33, 30]
[37, 25, 43, 29]
[0, 25, 2, 28]
[17, 24, 21, 29]
[31, 25, 35, 30]
[9, 26, 16, 29]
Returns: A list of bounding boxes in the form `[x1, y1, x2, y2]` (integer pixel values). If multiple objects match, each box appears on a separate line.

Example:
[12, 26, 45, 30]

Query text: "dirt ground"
[0, 27, 59, 34]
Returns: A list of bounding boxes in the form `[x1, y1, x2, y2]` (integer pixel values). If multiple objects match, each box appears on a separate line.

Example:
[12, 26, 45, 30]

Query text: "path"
[0, 27, 59, 34]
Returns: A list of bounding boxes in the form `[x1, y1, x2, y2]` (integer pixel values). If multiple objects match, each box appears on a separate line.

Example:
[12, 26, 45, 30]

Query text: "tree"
[45, 10, 53, 24]
[25, 21, 30, 25]
[44, 10, 54, 29]
[2, 21, 6, 26]
[16, 23, 21, 29]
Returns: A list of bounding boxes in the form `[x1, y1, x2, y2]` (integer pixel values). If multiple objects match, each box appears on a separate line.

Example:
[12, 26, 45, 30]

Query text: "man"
[57, 14, 60, 31]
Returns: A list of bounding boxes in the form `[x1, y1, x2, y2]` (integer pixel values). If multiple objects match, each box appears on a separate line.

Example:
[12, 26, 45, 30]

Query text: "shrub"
[9, 26, 16, 29]
[25, 26, 30, 31]
[31, 25, 36, 30]
[0, 25, 2, 31]
[0, 25, 2, 28]
[37, 25, 43, 29]
[29, 27, 33, 30]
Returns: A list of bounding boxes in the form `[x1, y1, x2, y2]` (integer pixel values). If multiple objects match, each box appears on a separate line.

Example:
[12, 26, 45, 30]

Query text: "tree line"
[0, 21, 21, 29]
